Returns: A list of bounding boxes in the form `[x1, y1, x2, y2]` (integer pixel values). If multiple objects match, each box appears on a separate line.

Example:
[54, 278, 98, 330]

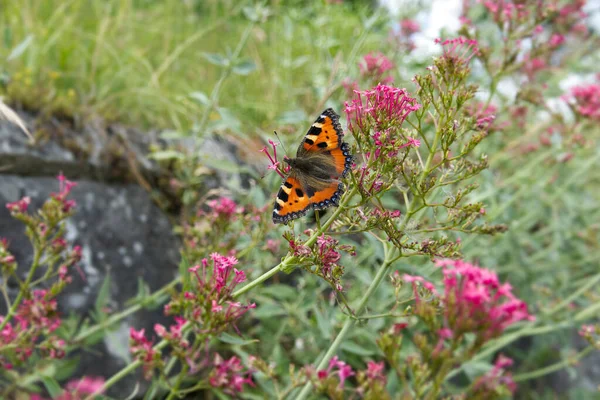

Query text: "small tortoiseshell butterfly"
[272, 108, 353, 224]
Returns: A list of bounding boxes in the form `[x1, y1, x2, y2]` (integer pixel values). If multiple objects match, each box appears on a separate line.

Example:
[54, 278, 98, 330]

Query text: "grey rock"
[0, 174, 179, 397]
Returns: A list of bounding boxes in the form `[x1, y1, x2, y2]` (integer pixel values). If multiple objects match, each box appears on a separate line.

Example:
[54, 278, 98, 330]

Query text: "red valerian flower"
[472, 354, 517, 395]
[209, 354, 255, 394]
[436, 259, 534, 340]
[5, 196, 30, 214]
[359, 52, 394, 84]
[435, 37, 479, 66]
[564, 83, 600, 121]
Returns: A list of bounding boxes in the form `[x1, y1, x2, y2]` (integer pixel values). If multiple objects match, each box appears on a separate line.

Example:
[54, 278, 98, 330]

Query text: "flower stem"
[232, 186, 358, 299]
[0, 246, 42, 331]
[73, 278, 181, 344]
[294, 245, 396, 400]
[513, 346, 594, 382]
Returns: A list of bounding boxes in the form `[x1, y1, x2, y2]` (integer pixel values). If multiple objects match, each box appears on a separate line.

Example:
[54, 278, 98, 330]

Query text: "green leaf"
[232, 60, 256, 75]
[148, 150, 185, 161]
[313, 306, 331, 338]
[41, 376, 62, 398]
[190, 91, 211, 106]
[218, 332, 258, 346]
[252, 303, 287, 319]
[95, 272, 111, 315]
[7, 34, 33, 61]
[341, 341, 375, 356]
[53, 356, 81, 381]
[258, 284, 298, 301]
[203, 52, 229, 67]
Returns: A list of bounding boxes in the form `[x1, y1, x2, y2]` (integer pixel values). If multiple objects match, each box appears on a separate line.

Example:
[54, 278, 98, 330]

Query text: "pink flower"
[206, 197, 243, 220]
[565, 83, 600, 121]
[63, 376, 105, 396]
[400, 19, 420, 36]
[6, 196, 31, 213]
[403, 273, 437, 294]
[435, 37, 479, 66]
[473, 354, 517, 394]
[359, 52, 394, 84]
[260, 139, 285, 178]
[209, 354, 254, 394]
[345, 84, 420, 134]
[365, 361, 386, 384]
[436, 259, 534, 340]
[549, 33, 565, 48]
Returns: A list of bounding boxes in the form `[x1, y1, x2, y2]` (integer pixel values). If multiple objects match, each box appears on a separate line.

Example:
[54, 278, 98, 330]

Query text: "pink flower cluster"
[317, 356, 355, 388]
[359, 52, 394, 84]
[345, 84, 420, 134]
[207, 197, 243, 219]
[260, 139, 287, 179]
[54, 173, 78, 213]
[435, 37, 479, 67]
[481, 0, 528, 19]
[130, 253, 255, 379]
[465, 102, 498, 130]
[436, 259, 534, 340]
[289, 234, 354, 291]
[172, 253, 255, 333]
[129, 326, 163, 379]
[209, 354, 255, 394]
[473, 355, 516, 394]
[565, 83, 600, 121]
[371, 130, 420, 160]
[1, 289, 66, 369]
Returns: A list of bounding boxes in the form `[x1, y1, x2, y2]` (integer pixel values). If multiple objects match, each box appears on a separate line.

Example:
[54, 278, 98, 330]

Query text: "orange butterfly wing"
[299, 109, 352, 177]
[272, 176, 313, 224]
[272, 109, 353, 224]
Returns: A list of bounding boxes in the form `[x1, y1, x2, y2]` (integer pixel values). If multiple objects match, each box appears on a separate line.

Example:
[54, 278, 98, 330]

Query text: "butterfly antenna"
[274, 130, 289, 157]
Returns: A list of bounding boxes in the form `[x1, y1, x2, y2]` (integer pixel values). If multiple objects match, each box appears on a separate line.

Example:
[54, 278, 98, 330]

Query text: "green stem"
[165, 363, 189, 400]
[194, 22, 254, 152]
[232, 186, 358, 299]
[513, 346, 595, 382]
[73, 278, 180, 344]
[0, 246, 42, 331]
[294, 245, 396, 400]
[95, 186, 359, 396]
[87, 324, 181, 400]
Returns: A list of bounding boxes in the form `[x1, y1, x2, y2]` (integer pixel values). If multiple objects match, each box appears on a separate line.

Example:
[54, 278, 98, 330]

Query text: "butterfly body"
[272, 109, 352, 224]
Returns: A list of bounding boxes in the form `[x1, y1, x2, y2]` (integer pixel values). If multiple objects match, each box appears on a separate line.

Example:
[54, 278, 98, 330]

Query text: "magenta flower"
[345, 84, 420, 134]
[317, 356, 355, 388]
[365, 361, 386, 384]
[260, 138, 286, 178]
[565, 83, 600, 121]
[400, 19, 420, 36]
[61, 376, 105, 398]
[472, 354, 517, 394]
[209, 354, 254, 394]
[5, 196, 31, 214]
[435, 37, 479, 67]
[359, 52, 394, 84]
[436, 259, 534, 340]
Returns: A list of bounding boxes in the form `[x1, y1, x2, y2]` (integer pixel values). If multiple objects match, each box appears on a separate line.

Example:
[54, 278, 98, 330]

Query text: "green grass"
[0, 0, 398, 133]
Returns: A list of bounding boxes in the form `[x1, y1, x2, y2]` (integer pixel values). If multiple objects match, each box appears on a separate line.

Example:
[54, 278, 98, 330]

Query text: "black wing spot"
[279, 190, 289, 203]
[317, 142, 328, 148]
[305, 138, 315, 145]
[295, 188, 304, 197]
[284, 181, 293, 189]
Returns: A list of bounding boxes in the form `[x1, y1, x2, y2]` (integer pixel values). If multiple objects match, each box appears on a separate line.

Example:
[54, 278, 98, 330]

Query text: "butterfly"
[272, 108, 353, 224]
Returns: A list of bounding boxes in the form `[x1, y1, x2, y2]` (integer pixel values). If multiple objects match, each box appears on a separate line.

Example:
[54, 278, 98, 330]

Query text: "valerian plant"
[2, 1, 599, 399]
